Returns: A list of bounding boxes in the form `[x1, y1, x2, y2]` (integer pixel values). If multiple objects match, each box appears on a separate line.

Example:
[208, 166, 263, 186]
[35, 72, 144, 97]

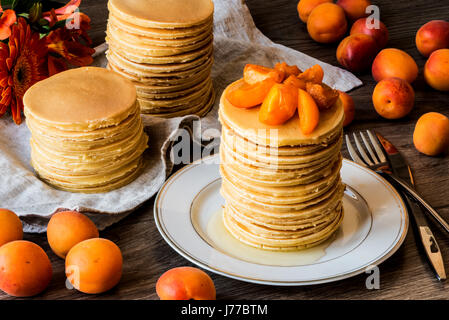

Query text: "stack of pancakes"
[106, 0, 215, 117]
[219, 79, 345, 251]
[23, 67, 148, 194]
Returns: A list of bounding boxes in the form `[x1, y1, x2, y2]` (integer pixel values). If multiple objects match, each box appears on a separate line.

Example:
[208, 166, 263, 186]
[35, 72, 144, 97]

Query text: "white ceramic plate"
[154, 154, 408, 286]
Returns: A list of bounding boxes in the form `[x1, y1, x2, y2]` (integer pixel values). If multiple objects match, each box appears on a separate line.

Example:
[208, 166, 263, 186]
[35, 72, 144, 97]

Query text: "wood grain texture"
[2, 0, 449, 300]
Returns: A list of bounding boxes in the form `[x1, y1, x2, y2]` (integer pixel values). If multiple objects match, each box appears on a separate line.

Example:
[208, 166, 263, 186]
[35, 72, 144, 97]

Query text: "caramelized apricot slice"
[275, 62, 302, 77]
[283, 75, 307, 90]
[298, 89, 320, 135]
[259, 83, 298, 125]
[298, 64, 324, 84]
[306, 82, 339, 110]
[226, 78, 277, 108]
[243, 64, 285, 84]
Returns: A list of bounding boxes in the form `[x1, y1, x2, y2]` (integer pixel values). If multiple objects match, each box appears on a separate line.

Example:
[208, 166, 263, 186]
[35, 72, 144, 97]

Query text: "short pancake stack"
[219, 79, 345, 251]
[105, 0, 215, 117]
[23, 67, 148, 194]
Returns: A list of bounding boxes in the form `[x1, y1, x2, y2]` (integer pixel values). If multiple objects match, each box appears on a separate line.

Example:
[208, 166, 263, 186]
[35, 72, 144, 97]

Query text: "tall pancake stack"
[219, 79, 345, 251]
[106, 0, 215, 117]
[23, 67, 148, 194]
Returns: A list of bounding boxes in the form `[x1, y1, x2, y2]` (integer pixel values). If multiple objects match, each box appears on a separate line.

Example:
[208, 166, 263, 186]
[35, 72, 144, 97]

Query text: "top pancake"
[23, 67, 137, 131]
[108, 0, 214, 28]
[219, 79, 345, 147]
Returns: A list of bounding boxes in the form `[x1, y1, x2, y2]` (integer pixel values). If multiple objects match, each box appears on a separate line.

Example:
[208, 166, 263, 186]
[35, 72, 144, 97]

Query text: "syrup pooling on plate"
[206, 209, 334, 266]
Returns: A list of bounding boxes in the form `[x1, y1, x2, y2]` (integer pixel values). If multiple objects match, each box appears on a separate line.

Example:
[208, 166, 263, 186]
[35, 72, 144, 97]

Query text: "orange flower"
[0, 18, 48, 124]
[0, 10, 17, 40]
[46, 26, 95, 66]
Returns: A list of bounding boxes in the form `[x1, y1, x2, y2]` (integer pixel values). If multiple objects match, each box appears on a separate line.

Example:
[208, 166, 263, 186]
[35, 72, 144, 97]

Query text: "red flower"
[0, 10, 17, 40]
[0, 18, 48, 124]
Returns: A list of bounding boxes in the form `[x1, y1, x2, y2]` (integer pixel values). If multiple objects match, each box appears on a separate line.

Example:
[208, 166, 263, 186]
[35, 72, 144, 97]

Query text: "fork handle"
[379, 172, 449, 234]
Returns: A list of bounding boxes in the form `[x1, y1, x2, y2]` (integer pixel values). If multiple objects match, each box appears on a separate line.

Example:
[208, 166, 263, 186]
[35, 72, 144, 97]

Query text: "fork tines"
[345, 130, 386, 167]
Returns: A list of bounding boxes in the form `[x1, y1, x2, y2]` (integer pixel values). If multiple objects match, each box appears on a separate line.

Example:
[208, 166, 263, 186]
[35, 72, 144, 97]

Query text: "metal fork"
[345, 130, 449, 234]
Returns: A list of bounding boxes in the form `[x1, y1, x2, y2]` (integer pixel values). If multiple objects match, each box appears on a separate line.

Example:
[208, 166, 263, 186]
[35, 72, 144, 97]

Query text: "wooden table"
[2, 0, 449, 300]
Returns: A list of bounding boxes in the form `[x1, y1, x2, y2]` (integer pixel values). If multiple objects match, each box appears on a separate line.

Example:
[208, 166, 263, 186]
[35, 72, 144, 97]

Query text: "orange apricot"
[226, 78, 276, 108]
[274, 62, 301, 77]
[243, 64, 284, 85]
[47, 211, 99, 259]
[0, 240, 52, 297]
[307, 3, 348, 43]
[372, 77, 415, 119]
[259, 83, 298, 126]
[298, 89, 320, 135]
[0, 209, 23, 247]
[416, 20, 449, 57]
[424, 48, 449, 91]
[297, 0, 333, 23]
[339, 91, 355, 126]
[298, 64, 324, 84]
[65, 238, 122, 294]
[306, 82, 339, 110]
[372, 48, 419, 83]
[413, 112, 449, 156]
[336, 0, 371, 21]
[156, 267, 216, 300]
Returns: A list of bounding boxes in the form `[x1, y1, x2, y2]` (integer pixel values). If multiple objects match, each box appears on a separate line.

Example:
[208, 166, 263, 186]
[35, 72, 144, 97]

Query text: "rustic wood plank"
[1, 0, 449, 300]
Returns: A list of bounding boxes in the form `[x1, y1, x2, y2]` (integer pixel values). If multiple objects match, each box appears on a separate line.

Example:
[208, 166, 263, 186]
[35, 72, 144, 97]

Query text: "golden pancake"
[225, 183, 345, 222]
[25, 67, 148, 193]
[222, 128, 343, 166]
[107, 59, 212, 86]
[136, 80, 212, 109]
[33, 157, 145, 194]
[220, 138, 339, 170]
[221, 121, 341, 156]
[222, 152, 342, 187]
[220, 146, 340, 184]
[24, 67, 137, 131]
[107, 13, 213, 39]
[106, 29, 213, 57]
[136, 77, 212, 100]
[226, 202, 341, 235]
[223, 206, 344, 251]
[108, 0, 214, 28]
[108, 41, 213, 64]
[107, 48, 212, 74]
[140, 87, 215, 117]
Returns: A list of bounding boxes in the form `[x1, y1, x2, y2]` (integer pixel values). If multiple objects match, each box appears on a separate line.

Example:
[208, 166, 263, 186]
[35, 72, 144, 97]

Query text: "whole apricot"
[416, 20, 449, 57]
[47, 211, 99, 259]
[307, 3, 348, 43]
[351, 17, 389, 48]
[0, 209, 23, 247]
[0, 240, 52, 297]
[297, 0, 332, 23]
[339, 91, 355, 126]
[156, 267, 216, 300]
[424, 49, 449, 91]
[66, 238, 122, 294]
[337, 33, 379, 73]
[336, 0, 371, 21]
[372, 77, 415, 119]
[413, 112, 449, 156]
[372, 48, 419, 83]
